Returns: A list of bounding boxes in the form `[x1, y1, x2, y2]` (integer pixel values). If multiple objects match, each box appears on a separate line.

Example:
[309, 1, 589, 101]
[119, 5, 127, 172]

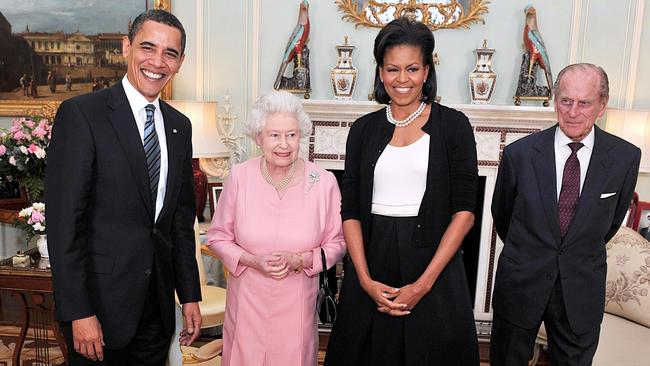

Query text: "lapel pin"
[172, 129, 178, 134]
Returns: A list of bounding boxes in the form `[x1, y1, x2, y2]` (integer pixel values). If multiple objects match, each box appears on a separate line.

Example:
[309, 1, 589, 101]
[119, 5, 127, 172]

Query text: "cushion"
[605, 226, 650, 327]
[537, 314, 650, 365]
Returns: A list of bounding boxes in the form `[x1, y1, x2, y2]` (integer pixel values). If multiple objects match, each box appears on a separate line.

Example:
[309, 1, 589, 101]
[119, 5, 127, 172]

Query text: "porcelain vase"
[330, 36, 358, 100]
[469, 40, 497, 104]
[36, 234, 49, 259]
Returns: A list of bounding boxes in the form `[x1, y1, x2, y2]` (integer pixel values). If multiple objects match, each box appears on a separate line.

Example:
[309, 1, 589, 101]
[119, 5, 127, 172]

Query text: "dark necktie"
[144, 104, 160, 206]
[558, 142, 583, 238]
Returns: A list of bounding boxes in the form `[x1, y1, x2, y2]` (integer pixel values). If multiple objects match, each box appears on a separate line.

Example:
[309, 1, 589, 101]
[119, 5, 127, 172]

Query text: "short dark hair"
[129, 9, 186, 55]
[373, 17, 437, 104]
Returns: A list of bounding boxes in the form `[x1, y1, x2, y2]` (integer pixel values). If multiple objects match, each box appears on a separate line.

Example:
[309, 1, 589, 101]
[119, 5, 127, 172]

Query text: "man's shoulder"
[160, 100, 191, 127]
[58, 87, 112, 115]
[596, 127, 641, 157]
[503, 125, 554, 154]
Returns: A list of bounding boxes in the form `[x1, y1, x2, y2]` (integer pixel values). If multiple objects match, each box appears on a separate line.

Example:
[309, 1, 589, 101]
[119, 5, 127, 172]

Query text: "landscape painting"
[0, 0, 169, 116]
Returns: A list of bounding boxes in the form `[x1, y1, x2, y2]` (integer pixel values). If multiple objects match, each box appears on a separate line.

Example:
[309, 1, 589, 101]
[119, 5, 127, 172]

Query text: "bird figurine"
[523, 5, 553, 92]
[274, 0, 311, 90]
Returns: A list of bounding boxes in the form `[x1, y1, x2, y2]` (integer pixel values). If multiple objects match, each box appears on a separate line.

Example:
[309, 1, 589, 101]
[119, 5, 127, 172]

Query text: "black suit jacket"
[491, 125, 640, 334]
[45, 83, 201, 348]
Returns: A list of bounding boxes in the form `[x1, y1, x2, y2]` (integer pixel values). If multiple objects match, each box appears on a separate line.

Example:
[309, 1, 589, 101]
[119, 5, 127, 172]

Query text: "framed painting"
[208, 182, 223, 218]
[0, 0, 171, 119]
[633, 201, 650, 239]
[0, 172, 27, 205]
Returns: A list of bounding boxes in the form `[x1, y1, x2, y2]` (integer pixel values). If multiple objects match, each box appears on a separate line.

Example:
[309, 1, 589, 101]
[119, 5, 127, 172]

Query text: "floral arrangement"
[0, 117, 52, 202]
[15, 202, 46, 241]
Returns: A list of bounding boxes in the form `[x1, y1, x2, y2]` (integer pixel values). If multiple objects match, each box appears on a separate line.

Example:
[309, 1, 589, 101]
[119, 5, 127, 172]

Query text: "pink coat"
[208, 157, 346, 366]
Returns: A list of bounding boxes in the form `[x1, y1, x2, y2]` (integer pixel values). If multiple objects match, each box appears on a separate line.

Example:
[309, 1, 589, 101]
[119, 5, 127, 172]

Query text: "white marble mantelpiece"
[302, 100, 557, 333]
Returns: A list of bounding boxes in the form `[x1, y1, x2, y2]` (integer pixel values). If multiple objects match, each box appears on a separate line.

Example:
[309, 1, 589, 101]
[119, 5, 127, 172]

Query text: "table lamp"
[165, 100, 229, 221]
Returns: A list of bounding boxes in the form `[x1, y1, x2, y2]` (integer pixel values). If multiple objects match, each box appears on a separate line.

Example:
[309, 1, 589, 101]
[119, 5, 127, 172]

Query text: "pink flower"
[12, 130, 27, 140]
[32, 126, 47, 138]
[24, 120, 36, 128]
[31, 210, 45, 224]
[0, 145, 6, 156]
[27, 144, 39, 154]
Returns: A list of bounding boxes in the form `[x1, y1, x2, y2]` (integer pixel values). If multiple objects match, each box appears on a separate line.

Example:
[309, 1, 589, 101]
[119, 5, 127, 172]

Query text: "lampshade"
[165, 100, 229, 158]
[605, 108, 650, 172]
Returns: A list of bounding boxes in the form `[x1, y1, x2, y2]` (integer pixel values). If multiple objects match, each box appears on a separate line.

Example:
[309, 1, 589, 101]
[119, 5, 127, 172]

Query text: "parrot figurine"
[274, 0, 310, 90]
[523, 5, 553, 90]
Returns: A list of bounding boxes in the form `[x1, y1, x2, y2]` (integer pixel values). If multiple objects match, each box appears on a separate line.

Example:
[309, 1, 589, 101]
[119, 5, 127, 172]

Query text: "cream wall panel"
[579, 0, 635, 108]
[632, 1, 650, 109]
[171, 1, 198, 101]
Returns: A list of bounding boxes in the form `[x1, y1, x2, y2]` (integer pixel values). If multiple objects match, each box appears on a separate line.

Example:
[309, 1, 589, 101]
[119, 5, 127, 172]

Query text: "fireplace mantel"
[302, 99, 558, 336]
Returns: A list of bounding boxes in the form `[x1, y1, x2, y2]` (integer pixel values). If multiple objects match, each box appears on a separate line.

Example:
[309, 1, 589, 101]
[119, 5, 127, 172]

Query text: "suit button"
[416, 224, 421, 228]
[144, 269, 152, 276]
[152, 228, 158, 235]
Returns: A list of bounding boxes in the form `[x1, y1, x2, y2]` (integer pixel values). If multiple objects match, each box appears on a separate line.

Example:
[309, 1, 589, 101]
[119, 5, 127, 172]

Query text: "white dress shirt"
[554, 126, 594, 200]
[122, 76, 168, 220]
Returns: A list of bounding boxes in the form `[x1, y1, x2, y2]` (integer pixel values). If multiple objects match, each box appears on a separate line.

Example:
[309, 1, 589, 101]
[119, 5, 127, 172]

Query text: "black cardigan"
[341, 103, 478, 252]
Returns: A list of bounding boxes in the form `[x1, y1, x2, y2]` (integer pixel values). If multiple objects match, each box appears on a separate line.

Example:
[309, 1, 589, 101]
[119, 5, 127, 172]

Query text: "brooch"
[308, 170, 320, 183]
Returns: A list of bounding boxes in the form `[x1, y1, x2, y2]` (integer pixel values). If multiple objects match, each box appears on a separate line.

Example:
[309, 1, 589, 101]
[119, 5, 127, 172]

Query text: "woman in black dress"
[324, 17, 480, 365]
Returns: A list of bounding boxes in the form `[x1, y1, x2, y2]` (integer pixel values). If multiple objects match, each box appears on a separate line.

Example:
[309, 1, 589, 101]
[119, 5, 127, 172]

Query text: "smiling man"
[490, 63, 641, 365]
[45, 9, 201, 365]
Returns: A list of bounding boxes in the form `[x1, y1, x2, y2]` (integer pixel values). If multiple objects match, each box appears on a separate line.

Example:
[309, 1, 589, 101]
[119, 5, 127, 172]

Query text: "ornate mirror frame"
[336, 0, 490, 30]
[0, 0, 172, 119]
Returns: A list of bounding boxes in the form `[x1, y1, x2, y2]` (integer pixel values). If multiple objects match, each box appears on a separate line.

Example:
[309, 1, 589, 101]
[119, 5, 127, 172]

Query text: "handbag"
[316, 248, 337, 324]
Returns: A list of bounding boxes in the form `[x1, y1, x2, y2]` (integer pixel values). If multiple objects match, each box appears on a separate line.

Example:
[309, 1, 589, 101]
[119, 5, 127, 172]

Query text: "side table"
[0, 249, 68, 365]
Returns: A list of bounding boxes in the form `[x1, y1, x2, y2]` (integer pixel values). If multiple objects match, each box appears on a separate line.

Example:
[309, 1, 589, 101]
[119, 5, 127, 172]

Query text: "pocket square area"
[600, 192, 616, 199]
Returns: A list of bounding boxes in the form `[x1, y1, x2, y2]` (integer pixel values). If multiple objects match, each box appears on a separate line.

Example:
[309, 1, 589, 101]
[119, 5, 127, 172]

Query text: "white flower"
[33, 202, 45, 211]
[33, 222, 45, 232]
[9, 156, 16, 166]
[35, 148, 46, 159]
[20, 146, 28, 154]
[19, 207, 33, 217]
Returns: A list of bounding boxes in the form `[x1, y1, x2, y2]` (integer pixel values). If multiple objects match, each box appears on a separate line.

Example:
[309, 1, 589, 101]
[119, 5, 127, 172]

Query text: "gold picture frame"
[336, 0, 490, 31]
[0, 0, 172, 119]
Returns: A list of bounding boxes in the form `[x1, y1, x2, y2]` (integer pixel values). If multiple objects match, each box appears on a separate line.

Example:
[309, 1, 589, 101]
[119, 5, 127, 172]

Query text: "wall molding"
[195, 0, 204, 100]
[568, 0, 583, 64]
[625, 0, 645, 109]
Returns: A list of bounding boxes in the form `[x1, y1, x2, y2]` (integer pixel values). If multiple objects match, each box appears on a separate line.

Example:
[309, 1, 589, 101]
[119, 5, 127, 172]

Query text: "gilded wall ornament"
[336, 0, 490, 31]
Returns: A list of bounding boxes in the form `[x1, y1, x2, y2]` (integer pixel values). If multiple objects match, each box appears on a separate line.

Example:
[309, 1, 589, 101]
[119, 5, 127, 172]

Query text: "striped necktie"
[144, 104, 160, 205]
[558, 142, 583, 238]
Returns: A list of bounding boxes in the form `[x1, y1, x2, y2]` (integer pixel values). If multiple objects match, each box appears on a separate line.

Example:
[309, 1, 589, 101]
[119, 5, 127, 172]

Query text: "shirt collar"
[122, 76, 160, 115]
[555, 126, 595, 151]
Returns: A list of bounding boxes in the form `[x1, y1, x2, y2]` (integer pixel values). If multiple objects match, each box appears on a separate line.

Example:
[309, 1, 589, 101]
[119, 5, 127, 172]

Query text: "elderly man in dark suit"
[490, 63, 641, 366]
[46, 9, 201, 365]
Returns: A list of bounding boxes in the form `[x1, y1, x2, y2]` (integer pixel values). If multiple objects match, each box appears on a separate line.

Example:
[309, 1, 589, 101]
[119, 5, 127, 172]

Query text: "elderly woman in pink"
[207, 90, 346, 366]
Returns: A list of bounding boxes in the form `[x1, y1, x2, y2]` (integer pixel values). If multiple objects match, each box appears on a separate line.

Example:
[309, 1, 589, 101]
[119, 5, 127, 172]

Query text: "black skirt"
[324, 215, 479, 366]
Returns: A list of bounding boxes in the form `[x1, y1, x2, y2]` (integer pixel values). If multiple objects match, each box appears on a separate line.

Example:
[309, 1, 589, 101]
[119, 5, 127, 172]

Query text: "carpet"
[0, 325, 64, 366]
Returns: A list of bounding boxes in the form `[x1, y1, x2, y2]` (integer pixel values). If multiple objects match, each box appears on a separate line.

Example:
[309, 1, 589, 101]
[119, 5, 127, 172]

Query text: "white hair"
[245, 91, 312, 140]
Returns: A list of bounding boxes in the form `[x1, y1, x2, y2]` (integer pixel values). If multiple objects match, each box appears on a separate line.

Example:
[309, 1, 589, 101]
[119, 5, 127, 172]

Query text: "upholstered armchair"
[168, 219, 227, 365]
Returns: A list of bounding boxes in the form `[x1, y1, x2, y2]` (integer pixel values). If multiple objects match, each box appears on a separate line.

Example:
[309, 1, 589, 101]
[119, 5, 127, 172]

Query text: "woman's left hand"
[271, 251, 303, 272]
[382, 282, 429, 312]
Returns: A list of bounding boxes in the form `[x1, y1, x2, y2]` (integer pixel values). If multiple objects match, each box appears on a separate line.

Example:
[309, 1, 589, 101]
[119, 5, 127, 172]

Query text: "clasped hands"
[242, 251, 305, 279]
[361, 278, 429, 317]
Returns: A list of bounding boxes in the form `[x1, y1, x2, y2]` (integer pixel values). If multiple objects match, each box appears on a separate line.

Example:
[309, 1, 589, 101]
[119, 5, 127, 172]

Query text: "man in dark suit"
[490, 63, 641, 365]
[46, 9, 201, 365]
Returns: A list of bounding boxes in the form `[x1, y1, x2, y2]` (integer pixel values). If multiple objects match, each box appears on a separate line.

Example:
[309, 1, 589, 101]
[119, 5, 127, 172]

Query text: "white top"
[372, 134, 430, 217]
[122, 76, 168, 220]
[554, 126, 594, 200]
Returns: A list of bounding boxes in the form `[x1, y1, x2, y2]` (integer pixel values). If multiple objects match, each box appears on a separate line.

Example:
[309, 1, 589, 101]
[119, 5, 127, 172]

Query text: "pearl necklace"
[261, 158, 297, 191]
[386, 101, 426, 127]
